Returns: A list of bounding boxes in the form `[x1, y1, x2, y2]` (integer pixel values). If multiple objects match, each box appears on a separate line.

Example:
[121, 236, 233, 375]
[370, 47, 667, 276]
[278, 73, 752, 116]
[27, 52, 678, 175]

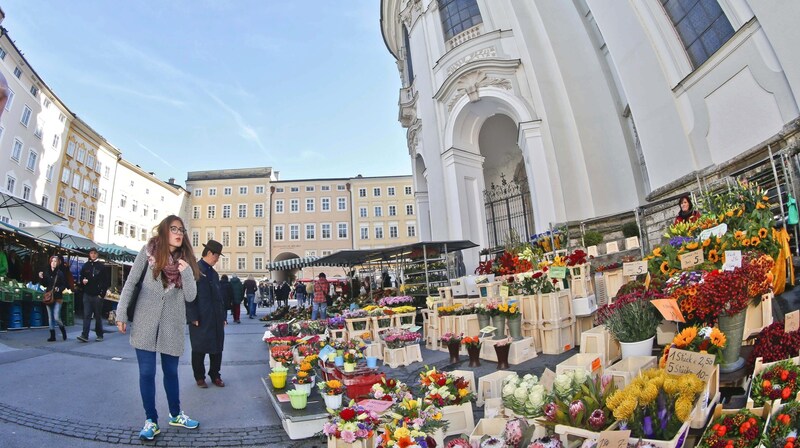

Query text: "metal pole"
[549, 222, 556, 255]
[768, 145, 787, 225]
[782, 153, 800, 256]
[422, 243, 430, 297]
[634, 207, 645, 258]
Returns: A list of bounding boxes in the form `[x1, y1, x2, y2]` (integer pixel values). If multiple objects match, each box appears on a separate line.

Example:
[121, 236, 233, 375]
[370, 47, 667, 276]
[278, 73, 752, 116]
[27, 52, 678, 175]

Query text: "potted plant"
[494, 338, 512, 369]
[540, 369, 616, 434]
[595, 288, 665, 358]
[322, 401, 381, 448]
[462, 336, 482, 367]
[318, 379, 346, 410]
[292, 362, 315, 394]
[499, 302, 522, 340]
[441, 332, 463, 363]
[342, 350, 358, 372]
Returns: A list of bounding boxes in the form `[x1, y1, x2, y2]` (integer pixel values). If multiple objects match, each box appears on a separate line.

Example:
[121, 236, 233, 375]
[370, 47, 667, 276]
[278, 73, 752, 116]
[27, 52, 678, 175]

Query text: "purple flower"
[543, 402, 557, 421]
[668, 236, 694, 249]
[588, 409, 606, 431]
[322, 422, 337, 436]
[568, 400, 585, 421]
[355, 428, 368, 439]
[643, 416, 653, 438]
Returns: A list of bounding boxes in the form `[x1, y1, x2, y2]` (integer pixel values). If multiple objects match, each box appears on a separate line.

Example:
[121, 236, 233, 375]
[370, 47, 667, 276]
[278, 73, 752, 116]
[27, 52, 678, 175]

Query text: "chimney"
[168, 177, 175, 184]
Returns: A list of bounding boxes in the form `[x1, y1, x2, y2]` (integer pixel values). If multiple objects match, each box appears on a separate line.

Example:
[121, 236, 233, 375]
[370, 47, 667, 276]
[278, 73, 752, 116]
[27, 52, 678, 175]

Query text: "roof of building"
[186, 167, 273, 181]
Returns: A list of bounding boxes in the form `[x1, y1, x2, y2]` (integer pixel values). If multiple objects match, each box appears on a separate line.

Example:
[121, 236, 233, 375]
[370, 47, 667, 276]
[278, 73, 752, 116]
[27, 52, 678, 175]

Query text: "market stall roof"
[267, 256, 321, 271]
[309, 240, 479, 268]
[25, 224, 97, 250]
[0, 192, 65, 225]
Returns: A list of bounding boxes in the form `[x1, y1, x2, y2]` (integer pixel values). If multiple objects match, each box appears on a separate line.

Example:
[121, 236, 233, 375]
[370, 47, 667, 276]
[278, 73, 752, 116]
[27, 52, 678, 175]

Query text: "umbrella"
[25, 224, 97, 249]
[0, 192, 65, 225]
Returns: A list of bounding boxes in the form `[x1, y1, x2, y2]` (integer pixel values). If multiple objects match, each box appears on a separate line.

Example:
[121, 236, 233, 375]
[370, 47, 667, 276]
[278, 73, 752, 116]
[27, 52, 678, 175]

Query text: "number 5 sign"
[680, 249, 704, 270]
[622, 261, 648, 276]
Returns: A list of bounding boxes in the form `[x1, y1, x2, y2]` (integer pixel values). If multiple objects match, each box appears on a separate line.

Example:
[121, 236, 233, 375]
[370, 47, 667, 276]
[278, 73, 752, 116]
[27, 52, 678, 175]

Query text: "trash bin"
[9, 302, 23, 329]
[30, 304, 45, 327]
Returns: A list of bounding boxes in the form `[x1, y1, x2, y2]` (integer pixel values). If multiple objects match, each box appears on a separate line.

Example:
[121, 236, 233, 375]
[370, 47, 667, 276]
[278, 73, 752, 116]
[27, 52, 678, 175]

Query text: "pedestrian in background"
[39, 255, 67, 342]
[311, 272, 329, 320]
[186, 240, 226, 388]
[77, 248, 109, 343]
[243, 275, 258, 319]
[115, 215, 201, 441]
[277, 280, 291, 308]
[219, 274, 234, 322]
[294, 280, 307, 307]
[230, 274, 243, 323]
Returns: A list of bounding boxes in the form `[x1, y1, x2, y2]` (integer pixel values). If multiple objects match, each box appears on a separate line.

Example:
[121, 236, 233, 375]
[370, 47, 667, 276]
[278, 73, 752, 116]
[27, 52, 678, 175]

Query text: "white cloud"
[205, 91, 271, 158]
[135, 140, 175, 168]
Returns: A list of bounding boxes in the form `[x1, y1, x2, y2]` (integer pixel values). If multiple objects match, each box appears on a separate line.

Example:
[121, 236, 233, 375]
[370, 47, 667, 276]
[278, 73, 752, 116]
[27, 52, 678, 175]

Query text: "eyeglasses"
[169, 226, 187, 235]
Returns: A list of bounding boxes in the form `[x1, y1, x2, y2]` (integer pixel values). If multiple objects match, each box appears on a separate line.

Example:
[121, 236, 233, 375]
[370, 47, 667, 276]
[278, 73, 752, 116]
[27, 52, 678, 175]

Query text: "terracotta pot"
[494, 344, 510, 369]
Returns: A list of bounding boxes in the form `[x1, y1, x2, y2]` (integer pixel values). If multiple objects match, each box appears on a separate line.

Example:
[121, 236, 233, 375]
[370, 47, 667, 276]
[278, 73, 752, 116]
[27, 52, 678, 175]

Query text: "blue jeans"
[296, 293, 306, 307]
[246, 293, 256, 317]
[311, 302, 327, 320]
[136, 349, 180, 424]
[47, 302, 63, 330]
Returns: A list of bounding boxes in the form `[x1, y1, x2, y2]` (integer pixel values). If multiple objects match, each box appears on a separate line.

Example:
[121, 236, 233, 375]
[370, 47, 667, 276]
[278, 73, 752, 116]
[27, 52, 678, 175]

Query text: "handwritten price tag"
[500, 285, 509, 298]
[680, 249, 704, 269]
[540, 368, 556, 390]
[665, 348, 716, 383]
[548, 266, 567, 279]
[723, 250, 742, 271]
[480, 326, 497, 335]
[598, 429, 631, 448]
[786, 311, 800, 333]
[622, 261, 648, 277]
[650, 298, 686, 323]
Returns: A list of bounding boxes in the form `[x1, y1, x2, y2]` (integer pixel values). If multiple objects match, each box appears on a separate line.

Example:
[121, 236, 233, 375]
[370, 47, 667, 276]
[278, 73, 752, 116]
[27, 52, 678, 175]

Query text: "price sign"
[591, 357, 602, 372]
[540, 368, 556, 390]
[680, 249, 704, 270]
[786, 310, 800, 333]
[500, 285, 509, 298]
[622, 261, 648, 277]
[699, 223, 728, 241]
[598, 430, 631, 448]
[480, 326, 497, 335]
[723, 250, 742, 271]
[650, 298, 686, 323]
[548, 266, 567, 279]
[357, 399, 394, 414]
[665, 348, 716, 383]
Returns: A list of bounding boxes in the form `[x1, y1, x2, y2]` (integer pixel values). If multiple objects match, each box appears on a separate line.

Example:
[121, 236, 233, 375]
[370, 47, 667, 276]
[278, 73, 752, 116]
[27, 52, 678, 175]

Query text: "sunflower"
[710, 328, 726, 348]
[660, 261, 670, 274]
[686, 242, 699, 250]
[759, 228, 768, 238]
[708, 249, 719, 263]
[702, 238, 711, 248]
[653, 247, 662, 257]
[742, 238, 751, 247]
[674, 327, 698, 348]
[750, 236, 761, 246]
[734, 230, 746, 240]
[725, 210, 734, 217]
[756, 202, 767, 209]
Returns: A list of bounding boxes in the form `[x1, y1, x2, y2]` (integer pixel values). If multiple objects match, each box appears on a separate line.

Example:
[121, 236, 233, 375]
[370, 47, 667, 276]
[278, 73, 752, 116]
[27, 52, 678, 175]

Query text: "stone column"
[441, 147, 487, 271]
[518, 120, 565, 231]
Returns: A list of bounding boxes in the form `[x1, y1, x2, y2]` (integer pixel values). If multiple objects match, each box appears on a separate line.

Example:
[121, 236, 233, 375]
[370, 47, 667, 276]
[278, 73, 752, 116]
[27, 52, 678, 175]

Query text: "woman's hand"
[38, 272, 44, 279]
[117, 322, 126, 334]
[177, 259, 188, 272]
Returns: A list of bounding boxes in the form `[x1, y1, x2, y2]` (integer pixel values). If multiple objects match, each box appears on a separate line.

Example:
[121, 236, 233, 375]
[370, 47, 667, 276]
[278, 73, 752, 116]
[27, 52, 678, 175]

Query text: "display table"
[262, 377, 328, 440]
[330, 365, 386, 400]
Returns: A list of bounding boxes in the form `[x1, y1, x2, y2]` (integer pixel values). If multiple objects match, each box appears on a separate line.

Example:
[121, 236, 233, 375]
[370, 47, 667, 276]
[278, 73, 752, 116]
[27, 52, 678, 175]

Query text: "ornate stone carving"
[446, 46, 497, 76]
[407, 120, 422, 157]
[446, 71, 513, 111]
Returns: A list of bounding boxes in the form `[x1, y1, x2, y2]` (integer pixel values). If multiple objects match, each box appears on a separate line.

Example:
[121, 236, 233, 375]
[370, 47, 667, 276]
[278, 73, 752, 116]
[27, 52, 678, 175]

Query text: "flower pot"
[448, 342, 461, 363]
[507, 316, 522, 340]
[294, 382, 312, 395]
[327, 353, 336, 362]
[287, 389, 308, 410]
[491, 315, 506, 340]
[619, 336, 655, 359]
[343, 362, 356, 373]
[337, 349, 344, 357]
[719, 310, 747, 373]
[323, 393, 343, 410]
[478, 314, 490, 330]
[334, 356, 344, 367]
[269, 372, 287, 389]
[366, 356, 378, 368]
[494, 344, 510, 369]
[467, 345, 481, 367]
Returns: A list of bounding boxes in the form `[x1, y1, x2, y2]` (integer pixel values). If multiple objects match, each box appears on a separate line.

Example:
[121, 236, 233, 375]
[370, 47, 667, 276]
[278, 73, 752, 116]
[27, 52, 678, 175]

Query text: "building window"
[0, 48, 5, 59]
[20, 106, 31, 127]
[115, 221, 124, 235]
[120, 194, 127, 208]
[25, 150, 37, 171]
[407, 225, 416, 237]
[405, 186, 412, 195]
[10, 139, 22, 162]
[98, 214, 105, 228]
[142, 204, 148, 217]
[71, 173, 80, 190]
[209, 187, 217, 196]
[290, 199, 299, 212]
[13, 67, 21, 78]
[254, 229, 263, 247]
[207, 205, 216, 219]
[206, 230, 214, 241]
[77, 147, 86, 163]
[337, 184, 346, 191]
[237, 230, 246, 247]
[4, 89, 13, 111]
[57, 197, 65, 213]
[59, 113, 66, 123]
[306, 198, 315, 212]
[79, 206, 87, 222]
[237, 257, 246, 270]
[104, 166, 110, 179]
[388, 205, 397, 216]
[373, 187, 381, 197]
[194, 188, 202, 197]
[360, 226, 369, 240]
[437, 0, 482, 41]
[661, 0, 735, 68]
[153, 209, 158, 220]
[255, 185, 265, 194]
[223, 187, 232, 195]
[290, 186, 299, 192]
[51, 134, 60, 149]
[91, 184, 98, 198]
[290, 224, 299, 240]
[390, 225, 398, 238]
[86, 155, 95, 170]
[374, 206, 382, 217]
[238, 204, 247, 218]
[140, 228, 147, 241]
[87, 210, 95, 224]
[193, 206, 200, 219]
[359, 207, 367, 218]
[239, 186, 247, 195]
[41, 195, 48, 208]
[254, 257, 263, 271]
[275, 200, 284, 213]
[388, 187, 396, 196]
[274, 225, 284, 241]
[100, 189, 107, 203]
[222, 204, 231, 218]
[254, 203, 264, 217]
[275, 187, 284, 193]
[82, 179, 91, 194]
[68, 201, 76, 217]
[222, 231, 230, 247]
[375, 226, 384, 239]
[34, 121, 43, 139]
[192, 231, 199, 247]
[60, 167, 70, 184]
[30, 85, 39, 97]
[306, 186, 315, 192]
[321, 223, 331, 240]
[337, 197, 347, 211]
[305, 224, 316, 240]
[221, 257, 229, 270]
[406, 204, 414, 215]
[338, 223, 348, 239]
[359, 188, 366, 197]
[321, 185, 330, 191]
[128, 225, 137, 239]
[22, 184, 31, 200]
[66, 141, 75, 157]
[321, 197, 330, 211]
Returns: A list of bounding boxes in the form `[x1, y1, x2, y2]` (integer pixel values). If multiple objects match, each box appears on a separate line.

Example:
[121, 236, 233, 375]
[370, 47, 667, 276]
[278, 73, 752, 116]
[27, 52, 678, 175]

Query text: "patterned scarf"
[146, 238, 183, 289]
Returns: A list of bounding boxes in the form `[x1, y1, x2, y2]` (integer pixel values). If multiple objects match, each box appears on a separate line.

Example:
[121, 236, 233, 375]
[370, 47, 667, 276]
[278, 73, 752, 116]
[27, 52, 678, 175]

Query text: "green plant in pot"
[596, 289, 665, 358]
[621, 222, 640, 239]
[582, 230, 603, 248]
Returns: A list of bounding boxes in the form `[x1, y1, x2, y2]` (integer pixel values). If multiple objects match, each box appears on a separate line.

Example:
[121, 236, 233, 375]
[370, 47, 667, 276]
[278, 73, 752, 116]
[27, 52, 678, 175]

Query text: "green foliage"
[582, 230, 603, 247]
[622, 222, 640, 238]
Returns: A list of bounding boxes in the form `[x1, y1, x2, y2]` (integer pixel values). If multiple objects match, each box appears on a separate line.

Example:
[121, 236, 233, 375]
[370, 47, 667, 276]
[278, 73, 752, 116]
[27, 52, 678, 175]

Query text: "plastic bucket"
[269, 372, 287, 389]
[366, 356, 378, 368]
[287, 390, 308, 410]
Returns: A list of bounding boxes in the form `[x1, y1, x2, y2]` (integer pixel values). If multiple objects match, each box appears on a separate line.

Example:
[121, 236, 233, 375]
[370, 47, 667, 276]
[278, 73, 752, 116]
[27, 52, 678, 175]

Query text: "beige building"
[351, 175, 418, 249]
[186, 168, 273, 277]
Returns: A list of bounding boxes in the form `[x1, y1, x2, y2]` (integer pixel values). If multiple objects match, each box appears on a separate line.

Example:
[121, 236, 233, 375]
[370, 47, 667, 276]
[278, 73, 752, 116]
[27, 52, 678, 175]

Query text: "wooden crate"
[480, 337, 537, 364]
[453, 314, 480, 336]
[572, 295, 597, 317]
[580, 324, 621, 367]
[371, 315, 394, 341]
[441, 402, 475, 438]
[697, 404, 772, 448]
[568, 264, 593, 298]
[538, 290, 574, 321]
[522, 322, 541, 353]
[554, 422, 618, 448]
[743, 292, 774, 339]
[602, 269, 624, 301]
[518, 295, 537, 324]
[477, 282, 502, 299]
[539, 322, 576, 355]
[556, 353, 604, 377]
[604, 356, 657, 390]
[328, 437, 375, 448]
[346, 317, 372, 334]
[404, 344, 423, 365]
[392, 312, 416, 327]
[469, 418, 507, 446]
[438, 287, 454, 301]
[574, 314, 595, 345]
[449, 369, 477, 396]
[656, 321, 678, 345]
[746, 354, 800, 415]
[364, 342, 382, 360]
[476, 370, 512, 407]
[383, 346, 411, 368]
[484, 397, 504, 418]
[328, 328, 348, 341]
[539, 315, 576, 330]
[690, 365, 720, 429]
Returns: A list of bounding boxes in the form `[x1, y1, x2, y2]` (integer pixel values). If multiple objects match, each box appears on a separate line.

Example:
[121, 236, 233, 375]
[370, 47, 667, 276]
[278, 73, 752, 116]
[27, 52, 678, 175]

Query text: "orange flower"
[725, 210, 734, 217]
[702, 238, 711, 248]
[710, 328, 726, 348]
[750, 236, 761, 247]
[708, 249, 719, 263]
[686, 242, 699, 250]
[742, 238, 751, 247]
[652, 247, 662, 257]
[763, 195, 770, 202]
[759, 228, 768, 238]
[660, 261, 670, 274]
[756, 202, 767, 209]
[734, 230, 746, 240]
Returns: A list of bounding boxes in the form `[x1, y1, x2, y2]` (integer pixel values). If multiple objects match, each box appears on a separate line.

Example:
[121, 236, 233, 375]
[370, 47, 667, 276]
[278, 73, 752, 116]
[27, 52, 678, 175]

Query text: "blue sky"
[1, 0, 410, 184]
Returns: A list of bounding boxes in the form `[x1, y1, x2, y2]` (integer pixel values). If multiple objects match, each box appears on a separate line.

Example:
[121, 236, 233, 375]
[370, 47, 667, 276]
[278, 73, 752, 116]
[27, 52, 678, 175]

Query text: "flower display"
[342, 309, 368, 319]
[461, 336, 481, 349]
[764, 401, 800, 448]
[419, 366, 474, 406]
[507, 270, 560, 296]
[540, 370, 616, 432]
[748, 322, 800, 367]
[498, 301, 521, 318]
[378, 296, 414, 307]
[659, 326, 726, 368]
[606, 369, 704, 441]
[265, 336, 300, 346]
[382, 329, 422, 349]
[526, 436, 564, 448]
[377, 422, 432, 448]
[750, 360, 800, 407]
[441, 332, 463, 345]
[502, 418, 528, 447]
[565, 249, 588, 267]
[327, 316, 346, 329]
[502, 372, 549, 418]
[595, 289, 665, 343]
[370, 377, 413, 403]
[291, 368, 313, 385]
[318, 379, 346, 396]
[692, 253, 774, 322]
[323, 401, 381, 443]
[270, 345, 293, 365]
[438, 304, 466, 316]
[342, 349, 362, 364]
[698, 408, 764, 448]
[384, 397, 448, 433]
[291, 319, 327, 335]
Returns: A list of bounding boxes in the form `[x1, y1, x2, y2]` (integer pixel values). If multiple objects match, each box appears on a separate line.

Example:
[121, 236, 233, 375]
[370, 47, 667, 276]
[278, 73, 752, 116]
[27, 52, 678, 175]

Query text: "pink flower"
[322, 422, 337, 436]
[340, 430, 356, 443]
[355, 428, 368, 439]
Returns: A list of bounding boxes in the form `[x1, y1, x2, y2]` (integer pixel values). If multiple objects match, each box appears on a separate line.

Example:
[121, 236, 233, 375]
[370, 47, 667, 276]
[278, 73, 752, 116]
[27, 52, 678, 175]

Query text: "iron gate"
[483, 175, 534, 249]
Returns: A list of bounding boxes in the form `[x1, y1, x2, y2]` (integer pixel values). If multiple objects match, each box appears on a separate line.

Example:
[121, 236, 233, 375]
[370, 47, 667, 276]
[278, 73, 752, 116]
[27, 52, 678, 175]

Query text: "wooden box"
[743, 292, 774, 339]
[476, 370, 512, 407]
[657, 321, 678, 345]
[604, 356, 657, 390]
[572, 295, 597, 317]
[437, 287, 454, 302]
[554, 422, 618, 448]
[392, 312, 416, 327]
[364, 342, 382, 360]
[568, 264, 593, 298]
[404, 344, 423, 365]
[556, 353, 604, 377]
[518, 294, 537, 324]
[580, 325, 621, 367]
[480, 337, 537, 364]
[477, 282, 502, 299]
[746, 354, 800, 415]
[625, 236, 640, 250]
[522, 322, 542, 353]
[346, 317, 372, 334]
[469, 418, 507, 446]
[328, 437, 375, 448]
[484, 397, 504, 418]
[441, 402, 475, 438]
[383, 346, 411, 369]
[574, 314, 595, 345]
[602, 269, 624, 302]
[328, 328, 348, 342]
[539, 322, 575, 355]
[453, 314, 480, 336]
[538, 290, 574, 321]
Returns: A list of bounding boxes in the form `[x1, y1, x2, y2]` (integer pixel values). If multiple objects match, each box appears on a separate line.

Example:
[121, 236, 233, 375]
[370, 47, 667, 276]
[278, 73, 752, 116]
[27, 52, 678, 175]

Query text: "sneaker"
[139, 419, 160, 440]
[96, 336, 104, 342]
[76, 335, 89, 343]
[169, 412, 199, 429]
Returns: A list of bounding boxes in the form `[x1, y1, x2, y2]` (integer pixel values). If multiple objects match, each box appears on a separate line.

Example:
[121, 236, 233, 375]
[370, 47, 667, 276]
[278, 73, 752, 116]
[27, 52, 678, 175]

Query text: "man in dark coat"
[277, 281, 291, 307]
[77, 248, 109, 342]
[186, 240, 227, 388]
[230, 274, 244, 324]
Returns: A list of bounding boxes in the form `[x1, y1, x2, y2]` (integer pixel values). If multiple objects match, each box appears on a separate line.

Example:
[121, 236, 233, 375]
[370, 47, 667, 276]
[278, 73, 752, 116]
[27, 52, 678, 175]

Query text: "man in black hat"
[186, 239, 227, 387]
[77, 248, 109, 342]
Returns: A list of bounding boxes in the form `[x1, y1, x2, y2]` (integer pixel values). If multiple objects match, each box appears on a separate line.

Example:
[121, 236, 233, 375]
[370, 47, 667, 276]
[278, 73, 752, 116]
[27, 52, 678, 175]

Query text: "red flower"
[437, 377, 447, 387]
[339, 408, 356, 421]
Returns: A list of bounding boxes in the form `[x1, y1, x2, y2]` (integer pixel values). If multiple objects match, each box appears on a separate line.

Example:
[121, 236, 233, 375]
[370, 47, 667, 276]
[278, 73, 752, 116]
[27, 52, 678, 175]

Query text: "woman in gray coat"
[115, 215, 201, 441]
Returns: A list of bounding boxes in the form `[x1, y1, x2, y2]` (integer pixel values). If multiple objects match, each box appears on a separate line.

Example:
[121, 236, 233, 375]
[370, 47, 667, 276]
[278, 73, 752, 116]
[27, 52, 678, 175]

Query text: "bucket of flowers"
[462, 336, 482, 367]
[378, 296, 414, 308]
[328, 316, 346, 330]
[595, 288, 665, 358]
[441, 332, 463, 362]
[385, 397, 449, 436]
[370, 377, 413, 403]
[318, 379, 347, 410]
[377, 422, 433, 448]
[419, 366, 475, 437]
[323, 400, 381, 448]
[342, 350, 361, 373]
[538, 369, 616, 442]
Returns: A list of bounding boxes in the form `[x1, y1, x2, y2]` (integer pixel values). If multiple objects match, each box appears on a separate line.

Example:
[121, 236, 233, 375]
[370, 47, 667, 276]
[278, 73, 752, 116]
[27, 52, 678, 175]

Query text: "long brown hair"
[150, 215, 200, 284]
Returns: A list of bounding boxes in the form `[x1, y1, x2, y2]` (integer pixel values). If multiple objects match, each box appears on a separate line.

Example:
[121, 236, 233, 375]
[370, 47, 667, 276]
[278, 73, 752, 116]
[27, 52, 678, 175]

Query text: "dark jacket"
[219, 277, 234, 310]
[243, 278, 257, 295]
[80, 259, 109, 297]
[41, 267, 67, 303]
[186, 260, 225, 354]
[277, 282, 291, 301]
[230, 276, 244, 304]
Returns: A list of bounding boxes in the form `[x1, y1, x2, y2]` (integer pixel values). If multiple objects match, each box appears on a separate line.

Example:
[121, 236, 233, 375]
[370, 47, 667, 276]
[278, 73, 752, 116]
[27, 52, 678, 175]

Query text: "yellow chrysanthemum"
[675, 397, 694, 421]
[663, 378, 678, 395]
[393, 426, 411, 440]
[639, 383, 659, 405]
[606, 390, 623, 410]
[612, 398, 637, 421]
[459, 388, 469, 397]
[710, 328, 726, 348]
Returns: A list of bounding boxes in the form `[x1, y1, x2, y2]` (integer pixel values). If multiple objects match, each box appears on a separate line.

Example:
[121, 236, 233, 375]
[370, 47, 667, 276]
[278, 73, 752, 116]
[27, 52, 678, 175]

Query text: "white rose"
[522, 374, 539, 385]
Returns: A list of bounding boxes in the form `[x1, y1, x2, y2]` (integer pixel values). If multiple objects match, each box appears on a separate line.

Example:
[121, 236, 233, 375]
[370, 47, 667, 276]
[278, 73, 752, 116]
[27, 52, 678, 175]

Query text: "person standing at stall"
[230, 275, 243, 324]
[219, 274, 234, 322]
[186, 240, 227, 388]
[40, 255, 67, 341]
[77, 248, 109, 343]
[115, 215, 201, 441]
[243, 275, 258, 319]
[311, 272, 329, 320]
